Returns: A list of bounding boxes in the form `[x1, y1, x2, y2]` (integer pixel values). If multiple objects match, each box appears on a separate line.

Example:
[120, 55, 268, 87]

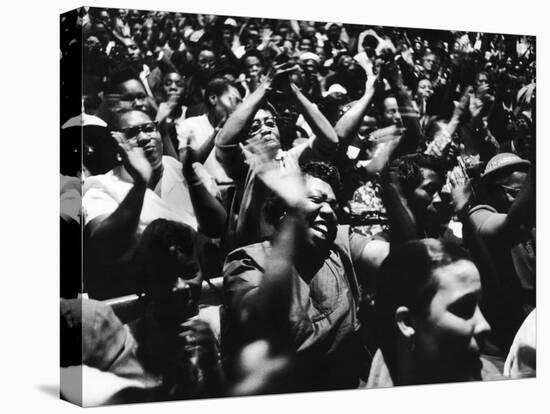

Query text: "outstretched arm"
[471, 165, 534, 245]
[290, 83, 339, 158]
[334, 76, 378, 146]
[215, 78, 273, 180]
[216, 79, 272, 148]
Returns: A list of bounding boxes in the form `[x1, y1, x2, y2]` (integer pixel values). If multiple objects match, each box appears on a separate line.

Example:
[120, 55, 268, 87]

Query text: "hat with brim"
[481, 152, 530, 183]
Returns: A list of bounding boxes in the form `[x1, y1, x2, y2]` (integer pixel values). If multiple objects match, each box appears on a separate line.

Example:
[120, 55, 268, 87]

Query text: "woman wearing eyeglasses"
[215, 62, 340, 250]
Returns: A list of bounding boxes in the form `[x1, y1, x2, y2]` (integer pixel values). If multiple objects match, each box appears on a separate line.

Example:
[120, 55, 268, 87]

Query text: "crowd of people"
[60, 7, 536, 406]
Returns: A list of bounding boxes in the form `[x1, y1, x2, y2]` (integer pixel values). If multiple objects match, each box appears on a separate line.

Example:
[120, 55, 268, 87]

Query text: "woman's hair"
[263, 161, 342, 227]
[302, 161, 342, 199]
[374, 239, 472, 364]
[240, 50, 266, 72]
[389, 154, 445, 199]
[414, 76, 432, 94]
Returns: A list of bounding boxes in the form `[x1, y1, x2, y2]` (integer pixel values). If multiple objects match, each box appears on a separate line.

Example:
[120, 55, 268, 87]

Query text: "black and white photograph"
[57, 2, 538, 409]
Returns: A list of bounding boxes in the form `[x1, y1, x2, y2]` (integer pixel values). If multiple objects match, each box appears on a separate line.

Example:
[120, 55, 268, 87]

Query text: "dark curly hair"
[263, 161, 342, 227]
[375, 239, 473, 372]
[302, 161, 342, 198]
[389, 153, 445, 199]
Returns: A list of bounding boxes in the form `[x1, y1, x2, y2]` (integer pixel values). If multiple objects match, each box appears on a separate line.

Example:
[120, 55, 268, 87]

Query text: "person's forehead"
[199, 50, 215, 59]
[362, 115, 377, 125]
[245, 56, 261, 65]
[119, 111, 152, 128]
[431, 260, 481, 302]
[494, 170, 527, 186]
[124, 38, 138, 47]
[118, 79, 145, 94]
[419, 79, 432, 87]
[305, 175, 336, 200]
[420, 168, 441, 185]
[254, 109, 275, 120]
[165, 72, 181, 81]
[226, 85, 242, 99]
[384, 97, 399, 109]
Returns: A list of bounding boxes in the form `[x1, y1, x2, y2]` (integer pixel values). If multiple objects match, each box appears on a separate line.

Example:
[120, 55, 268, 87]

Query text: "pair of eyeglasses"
[498, 184, 521, 198]
[249, 117, 277, 135]
[119, 121, 158, 141]
[164, 79, 184, 87]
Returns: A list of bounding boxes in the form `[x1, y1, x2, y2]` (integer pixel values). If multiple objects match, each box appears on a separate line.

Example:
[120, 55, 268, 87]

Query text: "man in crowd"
[83, 108, 225, 297]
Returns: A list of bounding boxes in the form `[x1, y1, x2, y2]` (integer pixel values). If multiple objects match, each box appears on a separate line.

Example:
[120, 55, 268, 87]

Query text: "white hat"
[224, 18, 238, 27]
[299, 52, 321, 63]
[322, 83, 348, 98]
[62, 113, 107, 129]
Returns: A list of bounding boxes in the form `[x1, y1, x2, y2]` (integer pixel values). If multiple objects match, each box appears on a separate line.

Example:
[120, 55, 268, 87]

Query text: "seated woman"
[215, 62, 339, 250]
[367, 238, 500, 387]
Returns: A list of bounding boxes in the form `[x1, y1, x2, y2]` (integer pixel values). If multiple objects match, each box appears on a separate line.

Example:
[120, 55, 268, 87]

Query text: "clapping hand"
[266, 62, 301, 92]
[111, 131, 152, 185]
[240, 139, 307, 210]
[448, 165, 473, 214]
[368, 124, 406, 144]
[179, 135, 198, 178]
[453, 86, 474, 121]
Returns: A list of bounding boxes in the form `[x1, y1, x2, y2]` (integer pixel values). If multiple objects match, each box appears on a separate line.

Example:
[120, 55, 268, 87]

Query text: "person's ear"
[395, 306, 416, 340]
[208, 94, 217, 107]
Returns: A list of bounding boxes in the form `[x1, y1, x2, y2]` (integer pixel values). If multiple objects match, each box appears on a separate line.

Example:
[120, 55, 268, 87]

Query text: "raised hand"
[240, 140, 306, 210]
[453, 85, 474, 120]
[467, 87, 484, 118]
[401, 47, 415, 66]
[425, 128, 452, 158]
[368, 124, 406, 144]
[265, 62, 301, 90]
[180, 135, 198, 177]
[448, 166, 473, 214]
[365, 74, 380, 94]
[260, 28, 273, 45]
[476, 83, 491, 99]
[111, 131, 152, 185]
